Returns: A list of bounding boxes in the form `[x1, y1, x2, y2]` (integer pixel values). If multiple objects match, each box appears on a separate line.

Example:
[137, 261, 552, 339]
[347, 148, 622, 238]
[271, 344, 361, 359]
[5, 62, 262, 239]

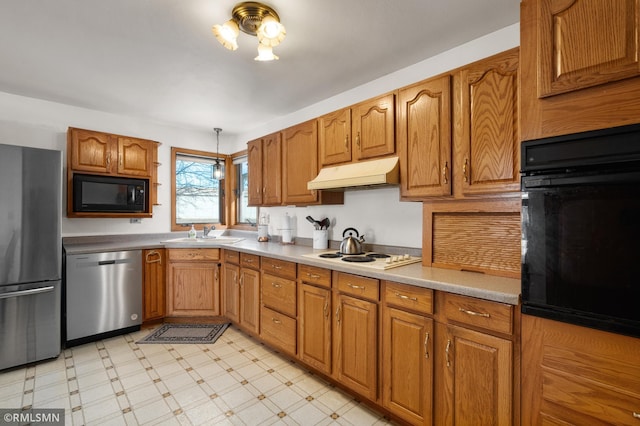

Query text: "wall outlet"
[130, 218, 142, 224]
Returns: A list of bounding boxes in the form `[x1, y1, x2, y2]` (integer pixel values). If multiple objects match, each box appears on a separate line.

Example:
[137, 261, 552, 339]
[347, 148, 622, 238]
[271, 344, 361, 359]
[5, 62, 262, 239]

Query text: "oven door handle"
[523, 170, 640, 189]
[0, 285, 55, 300]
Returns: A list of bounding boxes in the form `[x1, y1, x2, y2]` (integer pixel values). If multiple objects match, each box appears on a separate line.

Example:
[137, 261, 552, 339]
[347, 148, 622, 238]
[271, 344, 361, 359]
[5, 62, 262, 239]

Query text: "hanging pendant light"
[213, 127, 224, 180]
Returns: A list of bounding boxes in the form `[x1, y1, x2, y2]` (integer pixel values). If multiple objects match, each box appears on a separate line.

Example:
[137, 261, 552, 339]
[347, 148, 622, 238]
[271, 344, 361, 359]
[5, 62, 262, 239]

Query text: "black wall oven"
[521, 123, 640, 338]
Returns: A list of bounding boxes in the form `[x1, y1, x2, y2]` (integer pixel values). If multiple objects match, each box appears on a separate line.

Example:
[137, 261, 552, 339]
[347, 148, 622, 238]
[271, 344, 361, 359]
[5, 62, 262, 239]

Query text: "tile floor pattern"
[0, 325, 394, 425]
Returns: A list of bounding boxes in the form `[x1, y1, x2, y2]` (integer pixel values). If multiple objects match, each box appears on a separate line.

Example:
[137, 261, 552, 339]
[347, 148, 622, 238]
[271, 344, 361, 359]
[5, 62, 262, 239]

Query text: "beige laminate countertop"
[63, 234, 521, 305]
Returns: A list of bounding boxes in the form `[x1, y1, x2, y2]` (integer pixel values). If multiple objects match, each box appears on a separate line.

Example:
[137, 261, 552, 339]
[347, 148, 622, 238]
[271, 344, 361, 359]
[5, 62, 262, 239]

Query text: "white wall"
[0, 24, 518, 245]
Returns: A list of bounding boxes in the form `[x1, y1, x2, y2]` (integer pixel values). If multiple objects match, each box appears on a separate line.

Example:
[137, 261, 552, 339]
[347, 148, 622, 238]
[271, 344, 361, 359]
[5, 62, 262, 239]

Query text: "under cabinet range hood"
[307, 156, 399, 190]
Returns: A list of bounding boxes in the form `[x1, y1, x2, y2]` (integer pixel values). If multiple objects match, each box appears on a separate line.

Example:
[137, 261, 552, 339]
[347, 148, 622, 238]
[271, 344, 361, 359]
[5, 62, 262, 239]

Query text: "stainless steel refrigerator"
[0, 143, 62, 370]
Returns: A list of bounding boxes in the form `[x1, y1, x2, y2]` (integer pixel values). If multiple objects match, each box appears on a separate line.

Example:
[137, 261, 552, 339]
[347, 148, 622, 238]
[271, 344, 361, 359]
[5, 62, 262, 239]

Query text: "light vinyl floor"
[0, 325, 393, 425]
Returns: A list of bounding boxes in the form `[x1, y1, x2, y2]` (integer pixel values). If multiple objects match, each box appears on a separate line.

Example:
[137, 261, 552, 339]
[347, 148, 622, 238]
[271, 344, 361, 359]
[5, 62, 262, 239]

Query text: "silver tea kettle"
[340, 227, 365, 254]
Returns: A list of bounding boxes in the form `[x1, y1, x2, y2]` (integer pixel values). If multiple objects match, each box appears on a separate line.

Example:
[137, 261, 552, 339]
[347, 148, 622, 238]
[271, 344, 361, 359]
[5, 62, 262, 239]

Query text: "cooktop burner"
[342, 256, 375, 263]
[365, 253, 390, 259]
[318, 252, 342, 259]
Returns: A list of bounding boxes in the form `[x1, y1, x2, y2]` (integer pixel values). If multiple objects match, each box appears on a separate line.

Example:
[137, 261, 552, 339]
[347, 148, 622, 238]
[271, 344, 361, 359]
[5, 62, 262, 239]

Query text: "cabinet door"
[298, 283, 332, 375]
[261, 132, 282, 205]
[382, 307, 433, 425]
[222, 263, 240, 323]
[352, 93, 395, 160]
[167, 261, 220, 316]
[333, 292, 378, 401]
[319, 108, 351, 166]
[143, 249, 165, 321]
[240, 267, 260, 334]
[456, 48, 520, 196]
[69, 128, 116, 174]
[117, 137, 153, 177]
[398, 75, 452, 198]
[247, 139, 263, 206]
[282, 120, 319, 204]
[436, 323, 513, 426]
[538, 0, 640, 98]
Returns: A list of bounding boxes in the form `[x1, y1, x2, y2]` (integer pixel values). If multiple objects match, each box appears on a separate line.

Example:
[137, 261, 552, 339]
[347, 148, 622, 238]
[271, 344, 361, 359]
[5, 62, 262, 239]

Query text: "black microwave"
[73, 174, 147, 213]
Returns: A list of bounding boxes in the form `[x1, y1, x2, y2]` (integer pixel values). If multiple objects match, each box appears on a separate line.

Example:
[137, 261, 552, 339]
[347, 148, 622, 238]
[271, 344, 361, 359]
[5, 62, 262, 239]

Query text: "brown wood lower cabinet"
[142, 248, 165, 322]
[222, 250, 260, 335]
[333, 272, 380, 402]
[522, 315, 640, 426]
[166, 248, 220, 317]
[298, 265, 332, 375]
[260, 256, 297, 355]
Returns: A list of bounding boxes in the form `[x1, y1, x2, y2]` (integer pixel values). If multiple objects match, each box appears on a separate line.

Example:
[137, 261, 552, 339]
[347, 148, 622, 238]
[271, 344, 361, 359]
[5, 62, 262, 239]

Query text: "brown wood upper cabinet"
[521, 0, 640, 140]
[454, 48, 520, 196]
[282, 120, 344, 206]
[397, 74, 452, 199]
[318, 93, 395, 167]
[69, 127, 154, 177]
[247, 132, 282, 206]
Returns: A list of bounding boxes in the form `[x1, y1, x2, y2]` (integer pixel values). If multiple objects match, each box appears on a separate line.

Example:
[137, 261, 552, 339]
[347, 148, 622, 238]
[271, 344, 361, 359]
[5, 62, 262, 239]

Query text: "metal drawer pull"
[271, 282, 281, 288]
[633, 412, 640, 419]
[244, 258, 254, 263]
[307, 273, 321, 279]
[459, 307, 490, 318]
[445, 339, 452, 367]
[395, 292, 417, 302]
[424, 332, 430, 359]
[272, 318, 281, 324]
[272, 265, 281, 270]
[442, 161, 449, 184]
[347, 283, 365, 290]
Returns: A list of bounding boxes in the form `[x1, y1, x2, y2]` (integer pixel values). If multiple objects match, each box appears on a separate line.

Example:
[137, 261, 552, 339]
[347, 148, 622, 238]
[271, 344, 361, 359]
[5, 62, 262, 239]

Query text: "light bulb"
[254, 43, 279, 61]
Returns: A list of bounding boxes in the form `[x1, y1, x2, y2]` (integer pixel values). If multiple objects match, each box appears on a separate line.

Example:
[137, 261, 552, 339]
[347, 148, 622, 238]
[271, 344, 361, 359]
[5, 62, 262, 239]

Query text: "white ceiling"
[0, 0, 519, 138]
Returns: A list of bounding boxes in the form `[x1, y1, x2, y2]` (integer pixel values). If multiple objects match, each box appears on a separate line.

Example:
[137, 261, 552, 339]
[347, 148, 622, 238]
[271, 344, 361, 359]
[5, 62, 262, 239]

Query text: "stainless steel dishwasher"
[65, 250, 142, 346]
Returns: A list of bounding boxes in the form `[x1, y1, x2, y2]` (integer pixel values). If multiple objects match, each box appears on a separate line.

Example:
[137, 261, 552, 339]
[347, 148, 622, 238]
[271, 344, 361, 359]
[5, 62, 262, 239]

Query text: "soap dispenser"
[188, 224, 197, 239]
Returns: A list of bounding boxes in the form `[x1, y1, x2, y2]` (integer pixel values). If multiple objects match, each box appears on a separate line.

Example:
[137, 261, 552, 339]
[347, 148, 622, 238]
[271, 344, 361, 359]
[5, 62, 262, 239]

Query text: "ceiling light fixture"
[213, 127, 224, 180]
[212, 2, 286, 61]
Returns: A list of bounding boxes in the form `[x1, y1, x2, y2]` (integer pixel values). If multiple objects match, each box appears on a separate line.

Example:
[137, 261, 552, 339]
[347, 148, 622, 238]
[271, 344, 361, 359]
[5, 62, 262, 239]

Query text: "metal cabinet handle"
[119, 153, 123, 167]
[272, 318, 281, 325]
[215, 268, 219, 283]
[458, 307, 490, 318]
[271, 282, 281, 288]
[445, 339, 452, 367]
[145, 250, 162, 264]
[307, 273, 321, 279]
[344, 135, 349, 150]
[463, 158, 469, 182]
[106, 152, 111, 168]
[271, 265, 281, 270]
[323, 301, 329, 318]
[395, 292, 417, 302]
[335, 306, 341, 323]
[424, 332, 430, 359]
[442, 161, 449, 184]
[244, 258, 253, 263]
[356, 131, 360, 148]
[633, 412, 640, 419]
[347, 283, 365, 290]
[239, 274, 244, 286]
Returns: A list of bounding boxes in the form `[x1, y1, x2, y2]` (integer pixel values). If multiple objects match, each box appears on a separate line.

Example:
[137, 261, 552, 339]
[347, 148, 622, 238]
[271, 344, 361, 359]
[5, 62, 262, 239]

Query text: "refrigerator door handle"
[0, 285, 55, 300]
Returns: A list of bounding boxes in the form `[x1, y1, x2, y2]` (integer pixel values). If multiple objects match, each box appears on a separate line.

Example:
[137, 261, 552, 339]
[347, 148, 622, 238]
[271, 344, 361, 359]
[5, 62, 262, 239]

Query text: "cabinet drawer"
[383, 281, 433, 315]
[262, 257, 296, 280]
[240, 253, 260, 269]
[260, 306, 296, 355]
[262, 273, 296, 317]
[442, 293, 513, 335]
[298, 264, 331, 288]
[336, 272, 379, 301]
[168, 248, 220, 261]
[223, 249, 239, 264]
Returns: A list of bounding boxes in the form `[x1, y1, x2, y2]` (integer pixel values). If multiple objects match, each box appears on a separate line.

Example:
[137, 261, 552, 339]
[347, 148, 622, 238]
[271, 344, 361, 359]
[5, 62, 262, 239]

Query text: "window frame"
[170, 146, 227, 232]
[227, 149, 258, 230]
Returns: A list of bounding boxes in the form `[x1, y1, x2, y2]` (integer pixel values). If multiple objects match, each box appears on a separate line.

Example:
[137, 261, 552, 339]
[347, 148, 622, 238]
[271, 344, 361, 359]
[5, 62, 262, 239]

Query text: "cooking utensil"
[306, 215, 319, 230]
[340, 227, 365, 254]
[320, 217, 330, 230]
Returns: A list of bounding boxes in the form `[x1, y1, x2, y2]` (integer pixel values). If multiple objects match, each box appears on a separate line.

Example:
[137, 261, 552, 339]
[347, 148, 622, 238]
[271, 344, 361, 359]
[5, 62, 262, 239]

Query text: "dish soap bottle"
[188, 224, 197, 239]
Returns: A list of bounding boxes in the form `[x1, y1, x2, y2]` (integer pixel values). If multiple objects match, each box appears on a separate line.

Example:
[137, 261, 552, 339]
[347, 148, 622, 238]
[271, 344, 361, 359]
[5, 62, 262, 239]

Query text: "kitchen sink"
[161, 237, 244, 245]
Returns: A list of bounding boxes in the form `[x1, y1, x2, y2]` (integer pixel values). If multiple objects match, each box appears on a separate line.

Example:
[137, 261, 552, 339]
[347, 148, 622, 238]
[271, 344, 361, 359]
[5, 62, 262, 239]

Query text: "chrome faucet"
[203, 225, 215, 237]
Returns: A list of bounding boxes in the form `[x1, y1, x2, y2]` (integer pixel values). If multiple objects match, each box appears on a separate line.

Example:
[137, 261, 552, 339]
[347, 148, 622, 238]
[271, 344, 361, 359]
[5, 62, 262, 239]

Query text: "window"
[171, 147, 225, 231]
[233, 155, 257, 226]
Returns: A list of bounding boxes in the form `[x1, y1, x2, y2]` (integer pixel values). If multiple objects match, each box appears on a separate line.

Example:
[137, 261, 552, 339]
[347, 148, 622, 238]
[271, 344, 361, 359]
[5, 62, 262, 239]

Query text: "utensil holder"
[313, 230, 328, 250]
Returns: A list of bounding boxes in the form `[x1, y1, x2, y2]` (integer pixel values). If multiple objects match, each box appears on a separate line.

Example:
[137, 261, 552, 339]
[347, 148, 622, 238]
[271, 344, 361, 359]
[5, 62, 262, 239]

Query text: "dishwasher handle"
[98, 258, 134, 266]
[0, 286, 55, 300]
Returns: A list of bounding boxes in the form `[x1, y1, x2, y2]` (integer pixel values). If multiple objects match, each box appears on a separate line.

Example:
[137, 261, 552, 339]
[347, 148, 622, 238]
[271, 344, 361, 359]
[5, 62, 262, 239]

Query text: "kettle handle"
[342, 227, 360, 238]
